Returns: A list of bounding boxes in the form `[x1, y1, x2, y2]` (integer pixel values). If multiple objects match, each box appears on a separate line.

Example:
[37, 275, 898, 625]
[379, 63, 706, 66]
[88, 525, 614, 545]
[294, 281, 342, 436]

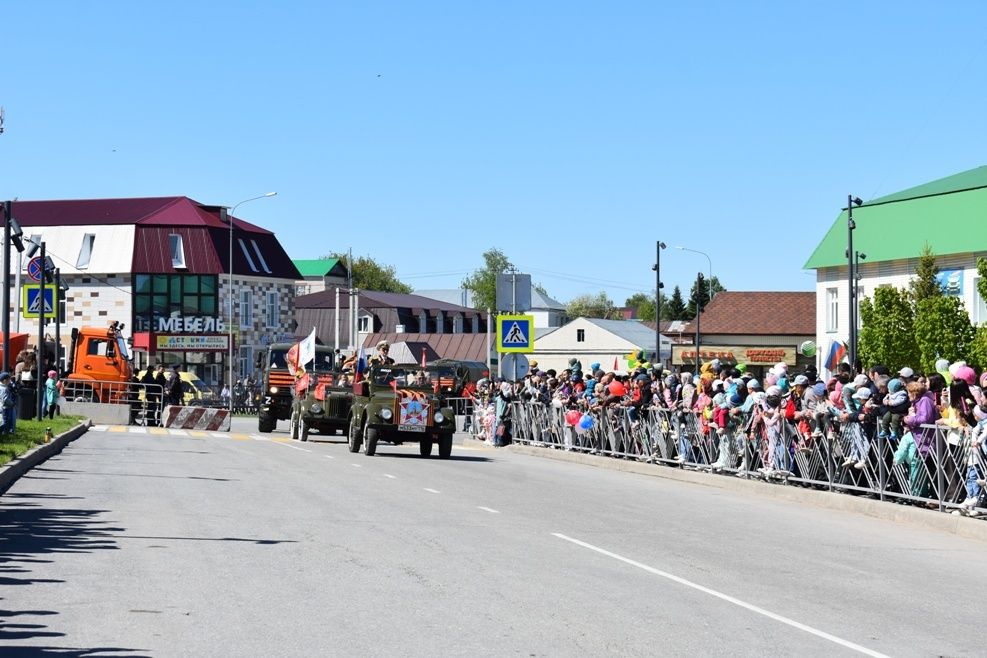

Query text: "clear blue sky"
[2, 1, 985, 305]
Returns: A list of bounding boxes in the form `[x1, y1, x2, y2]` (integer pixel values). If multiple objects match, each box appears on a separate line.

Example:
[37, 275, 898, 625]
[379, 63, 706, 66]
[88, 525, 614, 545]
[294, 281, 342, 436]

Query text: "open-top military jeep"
[347, 364, 456, 458]
[289, 364, 353, 442]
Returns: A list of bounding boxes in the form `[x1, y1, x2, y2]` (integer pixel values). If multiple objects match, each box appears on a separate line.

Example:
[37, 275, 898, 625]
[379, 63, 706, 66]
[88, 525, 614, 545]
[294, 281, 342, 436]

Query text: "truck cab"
[63, 321, 133, 403]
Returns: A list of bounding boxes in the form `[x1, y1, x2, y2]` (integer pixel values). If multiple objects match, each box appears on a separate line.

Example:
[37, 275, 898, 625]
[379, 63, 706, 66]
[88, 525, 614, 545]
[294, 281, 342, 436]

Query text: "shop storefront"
[672, 344, 812, 378]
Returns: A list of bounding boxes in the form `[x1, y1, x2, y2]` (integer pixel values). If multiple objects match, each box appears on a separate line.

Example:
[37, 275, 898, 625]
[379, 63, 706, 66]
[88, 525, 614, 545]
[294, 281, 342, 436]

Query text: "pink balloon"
[608, 381, 626, 396]
[565, 410, 582, 426]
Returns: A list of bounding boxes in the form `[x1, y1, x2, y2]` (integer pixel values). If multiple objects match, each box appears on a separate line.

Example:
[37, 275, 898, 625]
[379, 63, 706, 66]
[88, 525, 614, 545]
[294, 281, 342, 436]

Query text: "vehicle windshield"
[372, 366, 456, 389]
[269, 349, 289, 369]
[269, 348, 334, 372]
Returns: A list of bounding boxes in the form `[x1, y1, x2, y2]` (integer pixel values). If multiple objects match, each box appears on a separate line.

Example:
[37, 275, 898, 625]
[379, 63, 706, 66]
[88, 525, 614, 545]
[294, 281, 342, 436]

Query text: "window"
[238, 346, 254, 381]
[357, 315, 370, 333]
[577, 329, 586, 342]
[976, 278, 987, 324]
[452, 315, 463, 334]
[132, 273, 220, 333]
[240, 290, 253, 326]
[436, 311, 445, 334]
[250, 240, 272, 274]
[76, 233, 95, 269]
[266, 291, 279, 328]
[169, 234, 187, 269]
[419, 311, 428, 333]
[826, 288, 838, 332]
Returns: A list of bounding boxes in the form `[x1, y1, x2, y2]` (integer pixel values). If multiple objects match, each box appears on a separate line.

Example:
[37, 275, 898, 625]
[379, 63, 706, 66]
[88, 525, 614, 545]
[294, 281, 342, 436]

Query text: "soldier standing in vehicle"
[369, 340, 395, 367]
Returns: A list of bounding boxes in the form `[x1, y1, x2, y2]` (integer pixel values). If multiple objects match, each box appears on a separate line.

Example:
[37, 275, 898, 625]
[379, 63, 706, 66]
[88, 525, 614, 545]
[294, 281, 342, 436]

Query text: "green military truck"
[289, 371, 353, 441]
[347, 364, 457, 458]
[257, 343, 336, 433]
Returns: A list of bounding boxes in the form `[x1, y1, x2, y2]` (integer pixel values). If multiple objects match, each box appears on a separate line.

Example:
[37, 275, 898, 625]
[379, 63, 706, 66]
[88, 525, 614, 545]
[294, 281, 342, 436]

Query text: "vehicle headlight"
[379, 408, 393, 420]
[269, 386, 279, 394]
[309, 403, 323, 414]
[433, 412, 445, 423]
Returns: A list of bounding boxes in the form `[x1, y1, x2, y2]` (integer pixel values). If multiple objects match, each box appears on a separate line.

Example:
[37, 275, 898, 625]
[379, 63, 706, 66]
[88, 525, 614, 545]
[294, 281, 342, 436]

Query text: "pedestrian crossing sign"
[22, 284, 58, 319]
[497, 314, 534, 353]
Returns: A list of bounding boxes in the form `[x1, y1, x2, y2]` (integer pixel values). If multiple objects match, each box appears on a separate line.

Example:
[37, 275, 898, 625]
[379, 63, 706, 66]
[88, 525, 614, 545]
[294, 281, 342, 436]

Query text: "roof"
[12, 196, 298, 278]
[362, 332, 489, 362]
[296, 287, 484, 316]
[413, 287, 565, 311]
[582, 318, 660, 346]
[293, 258, 347, 278]
[681, 291, 815, 335]
[804, 165, 987, 269]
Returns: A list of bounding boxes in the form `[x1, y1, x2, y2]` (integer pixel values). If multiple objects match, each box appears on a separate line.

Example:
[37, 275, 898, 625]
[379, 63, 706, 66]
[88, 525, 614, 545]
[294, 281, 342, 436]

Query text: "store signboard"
[156, 334, 230, 351]
[672, 345, 797, 366]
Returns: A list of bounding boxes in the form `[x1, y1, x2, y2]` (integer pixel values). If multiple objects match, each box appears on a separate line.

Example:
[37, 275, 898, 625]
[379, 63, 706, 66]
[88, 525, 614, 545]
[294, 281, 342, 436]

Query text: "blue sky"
[2, 1, 985, 305]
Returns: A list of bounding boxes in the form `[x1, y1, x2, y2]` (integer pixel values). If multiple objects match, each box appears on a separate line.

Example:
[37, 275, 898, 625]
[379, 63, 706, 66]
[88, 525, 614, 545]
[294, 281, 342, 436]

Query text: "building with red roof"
[7, 196, 299, 385]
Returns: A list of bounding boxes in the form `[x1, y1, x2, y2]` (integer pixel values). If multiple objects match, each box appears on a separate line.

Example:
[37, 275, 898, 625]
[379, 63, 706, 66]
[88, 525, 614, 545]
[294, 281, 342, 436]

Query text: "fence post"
[935, 425, 945, 513]
[877, 432, 886, 502]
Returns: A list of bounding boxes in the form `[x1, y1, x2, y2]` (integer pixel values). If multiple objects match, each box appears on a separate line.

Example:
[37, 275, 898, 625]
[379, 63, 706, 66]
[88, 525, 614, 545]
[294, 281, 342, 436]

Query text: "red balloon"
[608, 381, 626, 396]
[565, 410, 581, 426]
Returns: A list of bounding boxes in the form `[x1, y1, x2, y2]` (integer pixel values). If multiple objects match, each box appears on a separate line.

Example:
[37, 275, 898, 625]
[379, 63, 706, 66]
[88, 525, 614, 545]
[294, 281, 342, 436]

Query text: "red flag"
[421, 348, 427, 368]
[390, 379, 398, 393]
[613, 356, 619, 371]
[287, 342, 300, 374]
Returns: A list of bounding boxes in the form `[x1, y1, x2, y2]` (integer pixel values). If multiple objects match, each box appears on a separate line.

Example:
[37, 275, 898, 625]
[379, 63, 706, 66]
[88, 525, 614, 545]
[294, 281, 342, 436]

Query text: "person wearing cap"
[840, 386, 876, 469]
[898, 366, 915, 383]
[0, 372, 11, 434]
[44, 369, 60, 420]
[369, 340, 395, 367]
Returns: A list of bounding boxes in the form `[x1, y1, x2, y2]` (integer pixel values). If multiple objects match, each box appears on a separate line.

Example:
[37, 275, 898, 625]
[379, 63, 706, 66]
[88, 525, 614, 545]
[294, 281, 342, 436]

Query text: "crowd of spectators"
[470, 355, 987, 516]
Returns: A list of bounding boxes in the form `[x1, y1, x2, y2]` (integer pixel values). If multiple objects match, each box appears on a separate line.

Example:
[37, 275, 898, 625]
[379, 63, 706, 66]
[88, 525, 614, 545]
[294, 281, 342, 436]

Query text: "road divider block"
[163, 406, 231, 431]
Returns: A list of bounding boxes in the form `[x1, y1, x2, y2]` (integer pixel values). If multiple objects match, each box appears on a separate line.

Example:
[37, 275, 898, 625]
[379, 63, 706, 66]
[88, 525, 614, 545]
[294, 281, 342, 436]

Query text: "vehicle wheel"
[301, 421, 310, 442]
[364, 426, 378, 456]
[419, 440, 433, 457]
[438, 434, 453, 460]
[289, 409, 300, 440]
[258, 412, 275, 433]
[348, 417, 362, 453]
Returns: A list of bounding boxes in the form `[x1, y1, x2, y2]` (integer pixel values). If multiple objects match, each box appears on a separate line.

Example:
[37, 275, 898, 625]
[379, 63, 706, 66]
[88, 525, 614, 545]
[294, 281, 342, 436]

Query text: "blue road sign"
[23, 284, 57, 319]
[496, 314, 534, 353]
[27, 256, 43, 282]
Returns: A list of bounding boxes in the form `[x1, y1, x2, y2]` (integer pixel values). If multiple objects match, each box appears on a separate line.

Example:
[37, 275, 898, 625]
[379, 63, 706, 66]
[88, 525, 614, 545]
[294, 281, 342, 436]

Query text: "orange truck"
[61, 321, 133, 403]
[0, 332, 30, 371]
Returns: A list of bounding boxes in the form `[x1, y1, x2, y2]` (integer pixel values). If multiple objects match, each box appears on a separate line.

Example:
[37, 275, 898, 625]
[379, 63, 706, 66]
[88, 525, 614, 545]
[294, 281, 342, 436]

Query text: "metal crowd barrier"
[60, 377, 166, 426]
[501, 400, 987, 518]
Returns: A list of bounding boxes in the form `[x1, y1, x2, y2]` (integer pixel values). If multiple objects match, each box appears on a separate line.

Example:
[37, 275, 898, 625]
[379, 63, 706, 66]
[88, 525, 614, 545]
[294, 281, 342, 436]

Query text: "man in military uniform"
[369, 340, 395, 367]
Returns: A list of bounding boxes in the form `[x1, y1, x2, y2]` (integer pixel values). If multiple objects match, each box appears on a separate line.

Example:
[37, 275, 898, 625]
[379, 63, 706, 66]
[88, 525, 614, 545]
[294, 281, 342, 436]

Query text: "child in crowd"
[880, 377, 908, 442]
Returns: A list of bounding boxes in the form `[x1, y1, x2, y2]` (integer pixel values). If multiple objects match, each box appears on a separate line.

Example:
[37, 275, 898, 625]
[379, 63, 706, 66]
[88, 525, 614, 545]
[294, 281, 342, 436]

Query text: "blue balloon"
[578, 414, 594, 431]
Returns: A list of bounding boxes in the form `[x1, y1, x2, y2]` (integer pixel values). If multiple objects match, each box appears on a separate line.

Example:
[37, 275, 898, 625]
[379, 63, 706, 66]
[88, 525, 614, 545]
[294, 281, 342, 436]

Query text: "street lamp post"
[651, 241, 666, 367]
[2, 201, 26, 370]
[846, 195, 863, 370]
[223, 192, 277, 413]
[676, 246, 713, 375]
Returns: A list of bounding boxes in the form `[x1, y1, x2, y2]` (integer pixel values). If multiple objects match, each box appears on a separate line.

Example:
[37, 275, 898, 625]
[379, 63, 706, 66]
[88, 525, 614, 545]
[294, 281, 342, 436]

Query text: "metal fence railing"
[60, 378, 167, 426]
[477, 399, 987, 519]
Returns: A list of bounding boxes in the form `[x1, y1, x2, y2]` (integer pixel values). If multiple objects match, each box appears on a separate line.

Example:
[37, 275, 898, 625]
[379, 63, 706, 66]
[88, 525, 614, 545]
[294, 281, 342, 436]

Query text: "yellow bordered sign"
[496, 314, 534, 353]
[22, 284, 58, 319]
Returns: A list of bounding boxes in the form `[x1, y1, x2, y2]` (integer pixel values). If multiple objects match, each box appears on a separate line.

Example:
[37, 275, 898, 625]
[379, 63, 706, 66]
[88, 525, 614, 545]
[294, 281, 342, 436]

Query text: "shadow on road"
[29, 468, 237, 483]
[0, 493, 149, 656]
[373, 452, 493, 462]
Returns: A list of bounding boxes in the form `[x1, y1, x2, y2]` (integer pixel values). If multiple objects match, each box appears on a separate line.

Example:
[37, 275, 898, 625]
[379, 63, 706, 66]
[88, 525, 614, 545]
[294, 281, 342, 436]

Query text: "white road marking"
[424, 488, 440, 494]
[211, 432, 228, 438]
[477, 506, 500, 514]
[271, 442, 310, 452]
[169, 429, 189, 436]
[351, 463, 363, 468]
[91, 425, 109, 432]
[383, 474, 396, 479]
[324, 455, 335, 460]
[552, 533, 890, 658]
[253, 436, 271, 441]
[128, 427, 148, 434]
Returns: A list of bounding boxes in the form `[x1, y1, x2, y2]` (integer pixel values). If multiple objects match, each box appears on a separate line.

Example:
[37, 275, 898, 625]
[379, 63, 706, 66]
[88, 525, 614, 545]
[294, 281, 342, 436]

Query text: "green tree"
[914, 295, 974, 373]
[326, 252, 412, 293]
[908, 243, 942, 308]
[565, 292, 618, 320]
[857, 286, 919, 372]
[967, 257, 987, 370]
[625, 291, 664, 322]
[461, 248, 512, 311]
[665, 286, 687, 320]
[685, 275, 725, 318]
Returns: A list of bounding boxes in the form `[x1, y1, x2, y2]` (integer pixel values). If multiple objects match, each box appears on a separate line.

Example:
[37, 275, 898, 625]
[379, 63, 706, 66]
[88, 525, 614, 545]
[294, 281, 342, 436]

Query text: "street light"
[846, 195, 863, 370]
[2, 201, 25, 371]
[676, 246, 714, 375]
[651, 241, 666, 367]
[222, 192, 277, 412]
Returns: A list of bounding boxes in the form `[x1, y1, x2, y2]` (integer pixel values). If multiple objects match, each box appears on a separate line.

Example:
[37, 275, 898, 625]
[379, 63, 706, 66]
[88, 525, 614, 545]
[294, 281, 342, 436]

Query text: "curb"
[0, 421, 92, 496]
[490, 440, 987, 543]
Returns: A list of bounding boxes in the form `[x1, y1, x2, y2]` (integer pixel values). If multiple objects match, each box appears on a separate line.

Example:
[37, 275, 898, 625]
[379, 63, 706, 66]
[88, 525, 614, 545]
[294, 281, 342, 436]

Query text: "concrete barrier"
[60, 401, 131, 425]
[163, 406, 231, 431]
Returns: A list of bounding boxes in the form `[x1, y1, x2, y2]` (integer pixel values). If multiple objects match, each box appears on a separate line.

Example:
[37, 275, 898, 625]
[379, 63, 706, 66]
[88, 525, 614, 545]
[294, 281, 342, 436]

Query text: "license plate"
[399, 425, 426, 433]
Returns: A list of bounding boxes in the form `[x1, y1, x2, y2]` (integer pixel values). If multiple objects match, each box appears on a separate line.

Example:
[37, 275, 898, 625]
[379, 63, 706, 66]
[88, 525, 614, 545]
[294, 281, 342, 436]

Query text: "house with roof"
[292, 257, 349, 296]
[804, 165, 987, 372]
[664, 291, 816, 376]
[414, 287, 566, 329]
[8, 196, 299, 385]
[528, 317, 673, 374]
[293, 288, 488, 359]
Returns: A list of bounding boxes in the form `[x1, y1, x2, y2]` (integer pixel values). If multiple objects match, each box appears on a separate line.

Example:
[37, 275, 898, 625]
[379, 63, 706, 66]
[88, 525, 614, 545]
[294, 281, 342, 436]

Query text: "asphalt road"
[1, 417, 985, 657]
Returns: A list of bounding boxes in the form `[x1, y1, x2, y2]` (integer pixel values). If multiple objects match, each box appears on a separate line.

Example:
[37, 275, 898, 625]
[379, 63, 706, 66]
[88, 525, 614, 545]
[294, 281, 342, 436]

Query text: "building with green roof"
[292, 258, 349, 296]
[805, 165, 987, 370]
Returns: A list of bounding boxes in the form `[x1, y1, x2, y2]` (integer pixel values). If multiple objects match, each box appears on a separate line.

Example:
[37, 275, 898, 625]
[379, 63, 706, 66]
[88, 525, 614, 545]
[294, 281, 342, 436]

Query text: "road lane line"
[128, 427, 148, 434]
[324, 455, 335, 460]
[383, 474, 396, 479]
[270, 442, 311, 452]
[424, 488, 440, 494]
[351, 463, 362, 468]
[552, 533, 890, 658]
[477, 506, 500, 514]
[91, 425, 108, 432]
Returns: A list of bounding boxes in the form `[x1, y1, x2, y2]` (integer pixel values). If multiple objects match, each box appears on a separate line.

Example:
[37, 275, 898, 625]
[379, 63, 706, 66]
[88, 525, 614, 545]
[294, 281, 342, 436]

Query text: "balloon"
[578, 413, 594, 431]
[608, 381, 626, 396]
[765, 373, 778, 387]
[948, 361, 966, 377]
[799, 340, 817, 357]
[565, 410, 581, 426]
[935, 358, 950, 374]
[736, 363, 747, 373]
